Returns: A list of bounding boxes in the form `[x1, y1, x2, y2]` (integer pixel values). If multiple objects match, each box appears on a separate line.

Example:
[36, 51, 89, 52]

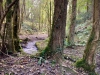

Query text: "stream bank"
[19, 34, 48, 55]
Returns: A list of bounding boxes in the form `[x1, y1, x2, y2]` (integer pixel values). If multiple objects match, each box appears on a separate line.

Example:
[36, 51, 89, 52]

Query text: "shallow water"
[22, 41, 38, 54]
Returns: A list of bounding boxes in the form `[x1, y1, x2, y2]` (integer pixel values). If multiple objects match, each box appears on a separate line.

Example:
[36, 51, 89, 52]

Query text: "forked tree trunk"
[43, 0, 68, 62]
[68, 0, 77, 46]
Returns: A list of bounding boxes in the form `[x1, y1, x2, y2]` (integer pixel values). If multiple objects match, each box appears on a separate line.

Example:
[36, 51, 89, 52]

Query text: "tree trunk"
[0, 0, 3, 19]
[13, 0, 21, 52]
[43, 0, 68, 62]
[0, 0, 3, 30]
[68, 0, 77, 46]
[76, 0, 100, 73]
[0, 0, 18, 55]
[6, 0, 15, 54]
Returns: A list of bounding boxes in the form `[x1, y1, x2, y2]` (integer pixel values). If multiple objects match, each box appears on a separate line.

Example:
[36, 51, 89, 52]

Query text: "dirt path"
[19, 34, 48, 41]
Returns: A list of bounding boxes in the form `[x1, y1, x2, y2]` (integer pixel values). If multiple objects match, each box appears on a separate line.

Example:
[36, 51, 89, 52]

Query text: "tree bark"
[0, 0, 3, 31]
[85, 0, 100, 67]
[68, 0, 77, 46]
[43, 0, 68, 62]
[13, 0, 21, 52]
[0, 0, 18, 26]
[0, 0, 3, 19]
[6, 0, 15, 53]
[76, 0, 100, 73]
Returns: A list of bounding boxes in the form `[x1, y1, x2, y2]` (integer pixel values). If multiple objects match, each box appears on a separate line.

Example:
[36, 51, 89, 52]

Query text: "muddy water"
[22, 41, 38, 54]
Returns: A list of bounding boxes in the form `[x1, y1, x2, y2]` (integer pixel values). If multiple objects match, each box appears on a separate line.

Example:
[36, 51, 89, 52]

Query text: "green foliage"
[5, 73, 14, 75]
[38, 57, 45, 65]
[35, 38, 50, 58]
[66, 40, 75, 47]
[20, 21, 38, 34]
[75, 19, 92, 46]
[51, 60, 56, 66]
[41, 73, 45, 75]
[88, 72, 98, 75]
[75, 59, 95, 72]
[76, 12, 92, 24]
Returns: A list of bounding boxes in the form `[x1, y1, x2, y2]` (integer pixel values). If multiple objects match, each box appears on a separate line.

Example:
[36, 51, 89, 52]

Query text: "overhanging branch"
[0, 0, 18, 25]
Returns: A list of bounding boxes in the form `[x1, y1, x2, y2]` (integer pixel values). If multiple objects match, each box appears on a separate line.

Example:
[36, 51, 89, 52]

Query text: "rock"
[40, 68, 46, 73]
[44, 60, 49, 64]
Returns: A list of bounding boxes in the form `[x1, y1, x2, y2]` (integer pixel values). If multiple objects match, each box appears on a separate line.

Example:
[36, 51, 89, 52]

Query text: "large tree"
[67, 0, 77, 46]
[41, 0, 68, 62]
[0, 0, 18, 55]
[76, 0, 100, 74]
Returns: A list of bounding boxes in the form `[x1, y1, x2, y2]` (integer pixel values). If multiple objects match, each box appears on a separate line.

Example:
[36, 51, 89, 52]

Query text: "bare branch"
[0, 0, 18, 25]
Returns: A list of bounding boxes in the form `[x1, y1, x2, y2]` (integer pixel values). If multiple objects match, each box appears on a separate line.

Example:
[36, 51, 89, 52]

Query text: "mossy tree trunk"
[6, 0, 15, 54]
[0, 0, 6, 54]
[76, 0, 100, 73]
[13, 0, 21, 52]
[68, 0, 77, 46]
[0, 0, 3, 30]
[83, 0, 100, 70]
[0, 0, 3, 19]
[43, 0, 68, 62]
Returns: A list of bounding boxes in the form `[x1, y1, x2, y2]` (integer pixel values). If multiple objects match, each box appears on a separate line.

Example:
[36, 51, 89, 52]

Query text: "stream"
[21, 40, 38, 55]
[19, 34, 48, 55]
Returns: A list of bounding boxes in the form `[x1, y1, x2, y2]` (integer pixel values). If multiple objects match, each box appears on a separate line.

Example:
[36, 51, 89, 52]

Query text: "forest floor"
[0, 34, 100, 75]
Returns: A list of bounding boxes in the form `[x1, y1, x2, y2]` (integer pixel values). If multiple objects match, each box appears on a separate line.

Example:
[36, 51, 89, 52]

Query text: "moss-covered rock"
[35, 38, 49, 51]
[35, 38, 49, 57]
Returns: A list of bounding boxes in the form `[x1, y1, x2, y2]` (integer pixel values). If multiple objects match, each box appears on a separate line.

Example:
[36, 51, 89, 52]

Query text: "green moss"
[14, 39, 22, 52]
[35, 39, 48, 52]
[35, 38, 50, 58]
[83, 31, 95, 59]
[88, 30, 95, 44]
[88, 72, 98, 75]
[75, 59, 95, 72]
[39, 46, 52, 58]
